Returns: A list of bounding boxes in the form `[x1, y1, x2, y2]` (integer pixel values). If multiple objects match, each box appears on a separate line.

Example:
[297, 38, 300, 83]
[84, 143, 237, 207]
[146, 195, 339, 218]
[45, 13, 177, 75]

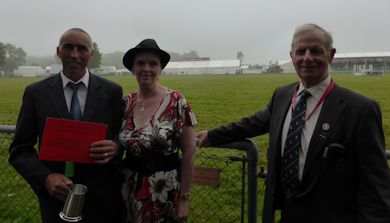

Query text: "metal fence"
[0, 125, 41, 223]
[0, 125, 260, 223]
[190, 139, 259, 223]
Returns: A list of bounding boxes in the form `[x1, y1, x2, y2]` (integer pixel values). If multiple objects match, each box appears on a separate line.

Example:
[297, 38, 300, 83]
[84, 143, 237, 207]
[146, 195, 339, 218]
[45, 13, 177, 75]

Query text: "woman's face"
[132, 52, 162, 88]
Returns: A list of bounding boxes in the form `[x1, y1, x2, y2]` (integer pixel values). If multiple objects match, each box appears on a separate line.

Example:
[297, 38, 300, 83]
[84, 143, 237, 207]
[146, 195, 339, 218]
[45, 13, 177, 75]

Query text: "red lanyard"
[291, 79, 335, 122]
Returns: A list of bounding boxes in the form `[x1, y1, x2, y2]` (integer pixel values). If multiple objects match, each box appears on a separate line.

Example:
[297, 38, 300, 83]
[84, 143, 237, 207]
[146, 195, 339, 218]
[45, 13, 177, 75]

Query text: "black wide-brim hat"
[123, 39, 171, 71]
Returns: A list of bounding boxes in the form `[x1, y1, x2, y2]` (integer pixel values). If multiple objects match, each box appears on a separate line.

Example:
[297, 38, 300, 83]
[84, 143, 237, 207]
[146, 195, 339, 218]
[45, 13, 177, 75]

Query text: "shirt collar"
[297, 75, 331, 100]
[61, 69, 90, 89]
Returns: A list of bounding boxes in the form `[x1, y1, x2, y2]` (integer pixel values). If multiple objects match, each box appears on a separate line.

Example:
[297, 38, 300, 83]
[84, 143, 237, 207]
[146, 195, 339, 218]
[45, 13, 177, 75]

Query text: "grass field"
[2, 73, 389, 147]
[1, 73, 389, 222]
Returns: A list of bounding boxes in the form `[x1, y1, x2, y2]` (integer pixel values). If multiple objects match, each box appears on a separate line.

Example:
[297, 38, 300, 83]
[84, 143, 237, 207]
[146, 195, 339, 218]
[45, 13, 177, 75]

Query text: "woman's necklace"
[140, 101, 145, 112]
[138, 87, 161, 112]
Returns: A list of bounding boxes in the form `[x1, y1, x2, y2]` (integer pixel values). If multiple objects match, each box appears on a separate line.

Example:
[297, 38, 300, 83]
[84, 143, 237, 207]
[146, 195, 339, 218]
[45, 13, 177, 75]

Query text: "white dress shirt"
[281, 75, 331, 180]
[60, 70, 89, 115]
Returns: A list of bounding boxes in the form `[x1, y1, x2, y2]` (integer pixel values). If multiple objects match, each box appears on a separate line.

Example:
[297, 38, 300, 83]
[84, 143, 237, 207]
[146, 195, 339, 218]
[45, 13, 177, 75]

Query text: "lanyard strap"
[291, 79, 335, 122]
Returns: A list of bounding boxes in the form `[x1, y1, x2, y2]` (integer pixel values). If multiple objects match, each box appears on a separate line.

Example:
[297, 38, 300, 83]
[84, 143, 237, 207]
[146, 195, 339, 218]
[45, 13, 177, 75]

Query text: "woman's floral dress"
[119, 89, 197, 223]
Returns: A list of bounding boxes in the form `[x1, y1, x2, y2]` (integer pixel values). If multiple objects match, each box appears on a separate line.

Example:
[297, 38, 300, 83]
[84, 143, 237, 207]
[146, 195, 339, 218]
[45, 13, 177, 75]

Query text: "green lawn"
[1, 73, 389, 222]
[2, 73, 389, 145]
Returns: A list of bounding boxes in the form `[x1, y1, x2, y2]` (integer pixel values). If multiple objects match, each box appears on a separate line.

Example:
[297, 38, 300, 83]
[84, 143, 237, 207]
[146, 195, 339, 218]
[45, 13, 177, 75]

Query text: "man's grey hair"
[291, 23, 333, 52]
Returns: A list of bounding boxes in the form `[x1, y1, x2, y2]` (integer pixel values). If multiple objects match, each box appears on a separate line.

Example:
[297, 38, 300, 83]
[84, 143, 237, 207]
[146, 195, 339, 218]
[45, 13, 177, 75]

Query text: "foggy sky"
[1, 0, 389, 64]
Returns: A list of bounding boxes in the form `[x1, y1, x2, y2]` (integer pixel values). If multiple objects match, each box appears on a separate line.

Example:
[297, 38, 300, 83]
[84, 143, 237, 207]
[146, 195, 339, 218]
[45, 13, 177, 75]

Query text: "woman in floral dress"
[119, 39, 197, 223]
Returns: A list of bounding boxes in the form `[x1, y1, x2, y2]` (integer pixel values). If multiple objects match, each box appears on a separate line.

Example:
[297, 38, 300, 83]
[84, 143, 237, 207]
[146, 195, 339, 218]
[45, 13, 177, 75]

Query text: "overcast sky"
[1, 0, 389, 64]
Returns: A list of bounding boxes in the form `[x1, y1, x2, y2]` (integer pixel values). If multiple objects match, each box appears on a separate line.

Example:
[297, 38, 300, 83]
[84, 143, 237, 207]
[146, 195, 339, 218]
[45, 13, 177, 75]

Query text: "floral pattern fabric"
[119, 89, 196, 223]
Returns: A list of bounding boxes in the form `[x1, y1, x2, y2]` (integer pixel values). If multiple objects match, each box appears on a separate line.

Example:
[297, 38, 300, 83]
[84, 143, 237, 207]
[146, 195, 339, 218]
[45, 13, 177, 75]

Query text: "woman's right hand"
[195, 130, 208, 148]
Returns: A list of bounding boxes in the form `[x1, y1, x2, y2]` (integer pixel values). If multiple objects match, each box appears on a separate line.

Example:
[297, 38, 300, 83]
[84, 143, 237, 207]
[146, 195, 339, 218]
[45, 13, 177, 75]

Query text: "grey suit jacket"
[9, 73, 124, 223]
[208, 82, 390, 223]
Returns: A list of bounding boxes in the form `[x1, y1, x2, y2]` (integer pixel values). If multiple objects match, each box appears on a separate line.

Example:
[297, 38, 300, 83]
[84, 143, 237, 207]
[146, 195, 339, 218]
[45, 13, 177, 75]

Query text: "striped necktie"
[281, 89, 311, 198]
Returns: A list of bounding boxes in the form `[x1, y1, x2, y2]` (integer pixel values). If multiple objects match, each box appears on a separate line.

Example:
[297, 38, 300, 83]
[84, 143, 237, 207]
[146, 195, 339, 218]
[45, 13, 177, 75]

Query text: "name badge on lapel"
[319, 122, 331, 141]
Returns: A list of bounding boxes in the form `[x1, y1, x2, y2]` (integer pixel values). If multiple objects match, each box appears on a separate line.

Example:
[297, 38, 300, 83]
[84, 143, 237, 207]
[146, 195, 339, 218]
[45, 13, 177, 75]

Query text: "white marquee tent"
[163, 59, 241, 75]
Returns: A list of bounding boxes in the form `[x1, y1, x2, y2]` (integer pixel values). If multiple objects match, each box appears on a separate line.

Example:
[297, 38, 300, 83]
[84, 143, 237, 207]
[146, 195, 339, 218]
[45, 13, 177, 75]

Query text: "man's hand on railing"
[195, 130, 208, 148]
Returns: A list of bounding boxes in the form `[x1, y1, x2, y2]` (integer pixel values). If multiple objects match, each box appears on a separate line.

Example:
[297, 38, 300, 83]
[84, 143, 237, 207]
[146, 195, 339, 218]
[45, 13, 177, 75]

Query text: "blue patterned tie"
[65, 82, 83, 177]
[68, 82, 83, 120]
[281, 89, 311, 198]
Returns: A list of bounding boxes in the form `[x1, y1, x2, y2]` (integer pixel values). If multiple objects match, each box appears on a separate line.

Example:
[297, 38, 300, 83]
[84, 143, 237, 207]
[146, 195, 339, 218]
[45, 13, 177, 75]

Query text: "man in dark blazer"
[197, 23, 390, 223]
[9, 28, 124, 222]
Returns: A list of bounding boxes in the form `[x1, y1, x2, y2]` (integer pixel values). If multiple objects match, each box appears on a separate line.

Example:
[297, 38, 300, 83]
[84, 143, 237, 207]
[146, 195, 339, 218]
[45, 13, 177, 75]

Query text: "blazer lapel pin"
[319, 122, 331, 141]
[322, 123, 330, 130]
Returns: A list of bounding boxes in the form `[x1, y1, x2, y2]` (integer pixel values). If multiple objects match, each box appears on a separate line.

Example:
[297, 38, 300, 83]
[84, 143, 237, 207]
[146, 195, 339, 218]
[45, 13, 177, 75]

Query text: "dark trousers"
[38, 192, 66, 223]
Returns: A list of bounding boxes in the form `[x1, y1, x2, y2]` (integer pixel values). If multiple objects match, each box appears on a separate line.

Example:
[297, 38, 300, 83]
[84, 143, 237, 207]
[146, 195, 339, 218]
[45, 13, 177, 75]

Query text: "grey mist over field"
[1, 0, 389, 65]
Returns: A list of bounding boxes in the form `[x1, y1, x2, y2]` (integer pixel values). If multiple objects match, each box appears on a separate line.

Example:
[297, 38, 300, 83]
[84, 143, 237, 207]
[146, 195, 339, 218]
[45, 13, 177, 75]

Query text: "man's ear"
[56, 47, 60, 57]
[290, 51, 293, 59]
[329, 48, 336, 63]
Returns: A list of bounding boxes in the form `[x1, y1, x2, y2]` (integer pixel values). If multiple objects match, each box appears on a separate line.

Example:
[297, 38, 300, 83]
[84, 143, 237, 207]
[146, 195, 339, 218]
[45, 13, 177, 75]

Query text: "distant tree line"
[0, 40, 207, 74]
[169, 50, 200, 61]
[0, 42, 27, 74]
[0, 41, 102, 75]
[88, 42, 102, 69]
[24, 46, 201, 70]
[102, 50, 201, 69]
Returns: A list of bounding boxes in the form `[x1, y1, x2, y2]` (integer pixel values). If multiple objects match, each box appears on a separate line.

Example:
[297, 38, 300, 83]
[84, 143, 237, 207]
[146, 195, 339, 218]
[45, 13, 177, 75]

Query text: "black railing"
[206, 139, 259, 223]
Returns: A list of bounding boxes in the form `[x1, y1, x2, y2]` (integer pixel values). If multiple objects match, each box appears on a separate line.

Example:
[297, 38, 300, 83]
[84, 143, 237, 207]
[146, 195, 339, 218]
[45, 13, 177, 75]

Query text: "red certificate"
[39, 118, 107, 163]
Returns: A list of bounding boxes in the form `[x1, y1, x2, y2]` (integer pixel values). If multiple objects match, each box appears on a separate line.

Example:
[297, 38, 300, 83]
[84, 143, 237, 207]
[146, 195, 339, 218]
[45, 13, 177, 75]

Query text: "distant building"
[332, 52, 390, 73]
[49, 64, 119, 76]
[91, 66, 117, 75]
[13, 66, 47, 77]
[49, 64, 63, 74]
[278, 60, 295, 73]
[163, 59, 242, 75]
[276, 52, 390, 74]
[182, 57, 210, 61]
[115, 69, 131, 75]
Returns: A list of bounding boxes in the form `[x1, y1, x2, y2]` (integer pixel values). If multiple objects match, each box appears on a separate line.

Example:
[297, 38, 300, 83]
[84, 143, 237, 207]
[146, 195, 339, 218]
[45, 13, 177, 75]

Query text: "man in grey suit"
[197, 23, 390, 223]
[9, 28, 124, 222]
